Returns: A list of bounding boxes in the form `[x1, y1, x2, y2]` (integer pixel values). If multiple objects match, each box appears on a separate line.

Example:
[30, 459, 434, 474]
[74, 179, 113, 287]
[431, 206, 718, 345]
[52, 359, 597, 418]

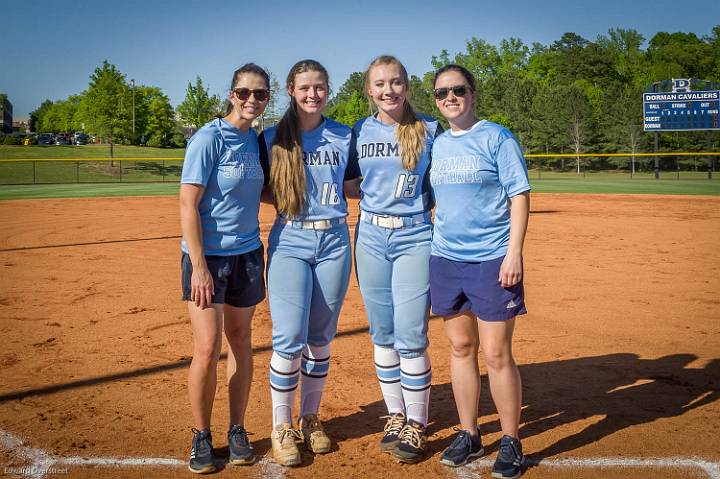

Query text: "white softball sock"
[374, 345, 405, 415]
[270, 352, 300, 427]
[299, 344, 331, 417]
[400, 351, 432, 426]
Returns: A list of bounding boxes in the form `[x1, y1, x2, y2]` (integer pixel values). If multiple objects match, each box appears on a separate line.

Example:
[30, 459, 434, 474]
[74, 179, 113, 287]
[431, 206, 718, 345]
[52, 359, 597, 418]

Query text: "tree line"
[327, 27, 720, 171]
[29, 61, 280, 147]
[29, 27, 719, 163]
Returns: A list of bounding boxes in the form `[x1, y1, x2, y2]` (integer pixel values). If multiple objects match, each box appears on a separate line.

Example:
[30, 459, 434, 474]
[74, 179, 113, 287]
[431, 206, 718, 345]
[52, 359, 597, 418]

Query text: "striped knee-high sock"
[400, 352, 431, 426]
[300, 344, 331, 417]
[374, 345, 404, 415]
[270, 352, 300, 427]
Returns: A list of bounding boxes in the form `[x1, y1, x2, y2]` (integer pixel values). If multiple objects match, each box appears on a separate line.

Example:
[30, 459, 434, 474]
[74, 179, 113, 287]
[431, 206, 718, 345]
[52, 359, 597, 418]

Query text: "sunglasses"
[433, 85, 472, 101]
[232, 88, 270, 102]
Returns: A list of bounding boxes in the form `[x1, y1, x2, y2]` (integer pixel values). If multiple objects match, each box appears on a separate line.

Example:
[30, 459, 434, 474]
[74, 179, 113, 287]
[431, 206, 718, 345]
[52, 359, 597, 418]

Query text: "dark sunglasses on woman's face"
[232, 88, 270, 102]
[433, 85, 471, 101]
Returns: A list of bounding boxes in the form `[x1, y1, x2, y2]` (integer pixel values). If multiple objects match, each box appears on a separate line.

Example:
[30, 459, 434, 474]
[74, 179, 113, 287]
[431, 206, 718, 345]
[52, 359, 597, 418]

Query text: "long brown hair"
[365, 55, 427, 171]
[270, 59, 329, 218]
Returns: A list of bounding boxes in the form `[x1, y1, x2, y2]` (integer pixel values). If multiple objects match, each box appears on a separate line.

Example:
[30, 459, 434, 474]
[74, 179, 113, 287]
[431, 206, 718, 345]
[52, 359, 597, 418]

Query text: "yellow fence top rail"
[526, 152, 719, 158]
[0, 157, 184, 162]
[0, 152, 718, 163]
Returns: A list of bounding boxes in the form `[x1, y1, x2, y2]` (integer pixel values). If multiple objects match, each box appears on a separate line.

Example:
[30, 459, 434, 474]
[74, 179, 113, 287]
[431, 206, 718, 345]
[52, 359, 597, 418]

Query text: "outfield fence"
[0, 153, 718, 185]
[0, 158, 183, 185]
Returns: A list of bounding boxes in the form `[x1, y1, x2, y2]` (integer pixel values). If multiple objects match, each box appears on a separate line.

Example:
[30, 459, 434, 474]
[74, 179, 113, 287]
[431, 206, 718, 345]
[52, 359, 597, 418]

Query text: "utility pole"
[131, 79, 136, 144]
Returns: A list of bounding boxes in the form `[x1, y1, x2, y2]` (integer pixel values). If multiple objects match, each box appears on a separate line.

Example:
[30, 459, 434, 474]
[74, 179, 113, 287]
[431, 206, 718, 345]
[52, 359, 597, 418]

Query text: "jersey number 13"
[395, 173, 419, 198]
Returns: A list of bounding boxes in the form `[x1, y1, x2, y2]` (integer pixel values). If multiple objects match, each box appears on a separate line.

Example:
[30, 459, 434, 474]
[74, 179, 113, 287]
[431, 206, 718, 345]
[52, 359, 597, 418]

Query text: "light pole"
[131, 79, 136, 144]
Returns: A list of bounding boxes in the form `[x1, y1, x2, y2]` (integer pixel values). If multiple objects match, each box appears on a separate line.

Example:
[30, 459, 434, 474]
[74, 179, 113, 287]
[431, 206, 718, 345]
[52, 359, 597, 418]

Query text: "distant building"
[0, 94, 12, 134]
[13, 120, 29, 133]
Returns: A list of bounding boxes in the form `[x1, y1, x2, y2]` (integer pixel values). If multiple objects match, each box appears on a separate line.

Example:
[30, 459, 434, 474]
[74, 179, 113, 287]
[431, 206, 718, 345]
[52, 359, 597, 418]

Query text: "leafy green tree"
[597, 28, 645, 86]
[327, 91, 368, 127]
[136, 86, 175, 147]
[602, 84, 646, 172]
[264, 71, 283, 120]
[29, 100, 53, 132]
[560, 84, 594, 172]
[176, 76, 223, 131]
[328, 72, 365, 108]
[84, 60, 132, 144]
[409, 74, 436, 118]
[528, 84, 564, 155]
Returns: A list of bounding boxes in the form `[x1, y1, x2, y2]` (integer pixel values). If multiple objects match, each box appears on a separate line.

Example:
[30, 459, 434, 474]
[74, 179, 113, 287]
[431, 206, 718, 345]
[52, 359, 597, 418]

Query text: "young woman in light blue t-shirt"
[179, 63, 271, 474]
[430, 64, 530, 479]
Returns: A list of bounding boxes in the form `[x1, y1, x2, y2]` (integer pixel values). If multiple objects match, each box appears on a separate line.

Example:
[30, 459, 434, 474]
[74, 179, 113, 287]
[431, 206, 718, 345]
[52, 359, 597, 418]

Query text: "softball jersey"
[352, 114, 441, 216]
[181, 117, 268, 255]
[261, 117, 356, 221]
[430, 120, 531, 262]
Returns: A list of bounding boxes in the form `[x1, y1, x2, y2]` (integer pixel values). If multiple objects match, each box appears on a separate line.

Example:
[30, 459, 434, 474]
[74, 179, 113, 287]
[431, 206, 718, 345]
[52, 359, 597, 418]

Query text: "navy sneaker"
[379, 412, 406, 453]
[439, 427, 484, 467]
[492, 435, 524, 479]
[188, 428, 216, 474]
[228, 424, 254, 465]
[392, 419, 426, 463]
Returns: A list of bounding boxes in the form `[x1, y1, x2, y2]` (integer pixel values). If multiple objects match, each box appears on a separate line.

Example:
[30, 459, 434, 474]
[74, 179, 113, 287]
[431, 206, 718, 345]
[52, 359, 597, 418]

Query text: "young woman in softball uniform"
[430, 64, 529, 479]
[259, 59, 359, 467]
[179, 63, 271, 474]
[346, 55, 441, 463]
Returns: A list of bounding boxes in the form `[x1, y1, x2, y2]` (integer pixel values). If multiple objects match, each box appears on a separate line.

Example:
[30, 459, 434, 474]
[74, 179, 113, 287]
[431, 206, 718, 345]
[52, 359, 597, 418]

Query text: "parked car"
[74, 133, 89, 145]
[54, 135, 70, 146]
[37, 134, 53, 146]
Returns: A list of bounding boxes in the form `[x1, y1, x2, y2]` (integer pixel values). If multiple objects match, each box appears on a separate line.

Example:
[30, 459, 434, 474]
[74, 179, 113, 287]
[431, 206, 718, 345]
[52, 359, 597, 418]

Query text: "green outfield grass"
[0, 145, 184, 159]
[0, 183, 180, 200]
[0, 177, 718, 200]
[528, 169, 715, 180]
[531, 178, 720, 195]
[0, 159, 184, 184]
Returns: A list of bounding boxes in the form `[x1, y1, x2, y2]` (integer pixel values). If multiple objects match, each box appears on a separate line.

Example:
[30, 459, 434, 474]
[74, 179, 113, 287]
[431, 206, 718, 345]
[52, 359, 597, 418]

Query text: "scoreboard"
[643, 90, 720, 131]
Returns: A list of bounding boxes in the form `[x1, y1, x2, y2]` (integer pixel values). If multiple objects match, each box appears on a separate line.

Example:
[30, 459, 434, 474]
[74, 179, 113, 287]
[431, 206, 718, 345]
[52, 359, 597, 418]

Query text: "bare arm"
[499, 191, 530, 288]
[344, 178, 362, 199]
[260, 185, 276, 205]
[179, 184, 214, 309]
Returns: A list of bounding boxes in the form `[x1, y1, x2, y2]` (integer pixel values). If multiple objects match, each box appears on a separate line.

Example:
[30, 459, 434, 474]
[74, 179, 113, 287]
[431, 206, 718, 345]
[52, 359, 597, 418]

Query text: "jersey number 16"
[320, 182, 341, 205]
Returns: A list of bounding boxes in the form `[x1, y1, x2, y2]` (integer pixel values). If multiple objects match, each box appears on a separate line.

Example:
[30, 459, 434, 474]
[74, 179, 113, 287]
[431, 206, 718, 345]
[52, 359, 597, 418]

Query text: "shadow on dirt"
[317, 353, 719, 461]
[1, 343, 716, 462]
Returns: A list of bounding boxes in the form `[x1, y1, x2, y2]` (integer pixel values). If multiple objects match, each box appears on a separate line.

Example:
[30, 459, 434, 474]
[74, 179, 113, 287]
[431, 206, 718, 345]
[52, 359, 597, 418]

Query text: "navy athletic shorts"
[429, 254, 527, 321]
[181, 245, 266, 308]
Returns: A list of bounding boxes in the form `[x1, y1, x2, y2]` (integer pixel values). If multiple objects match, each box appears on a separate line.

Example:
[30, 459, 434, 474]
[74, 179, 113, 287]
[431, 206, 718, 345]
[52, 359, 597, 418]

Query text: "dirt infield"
[0, 194, 718, 479]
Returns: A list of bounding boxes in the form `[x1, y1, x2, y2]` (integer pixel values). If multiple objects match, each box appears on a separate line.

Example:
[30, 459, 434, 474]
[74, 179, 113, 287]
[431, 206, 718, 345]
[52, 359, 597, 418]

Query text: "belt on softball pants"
[359, 210, 431, 229]
[279, 216, 347, 230]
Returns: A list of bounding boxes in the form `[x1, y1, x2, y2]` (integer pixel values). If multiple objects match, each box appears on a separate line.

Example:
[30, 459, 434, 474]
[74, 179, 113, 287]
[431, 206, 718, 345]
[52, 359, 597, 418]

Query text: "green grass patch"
[531, 178, 720, 195]
[0, 159, 184, 184]
[1, 177, 718, 200]
[0, 183, 180, 200]
[528, 169, 715, 180]
[0, 144, 184, 160]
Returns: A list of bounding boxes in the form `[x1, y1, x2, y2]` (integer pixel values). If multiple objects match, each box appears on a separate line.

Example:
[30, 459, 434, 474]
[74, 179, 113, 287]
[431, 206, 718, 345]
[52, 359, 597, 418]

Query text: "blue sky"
[2, 0, 718, 119]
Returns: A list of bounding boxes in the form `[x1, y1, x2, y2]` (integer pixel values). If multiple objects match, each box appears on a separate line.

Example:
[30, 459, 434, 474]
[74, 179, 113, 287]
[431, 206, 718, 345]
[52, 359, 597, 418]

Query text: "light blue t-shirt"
[261, 117, 356, 221]
[351, 114, 441, 216]
[181, 118, 267, 256]
[430, 120, 531, 262]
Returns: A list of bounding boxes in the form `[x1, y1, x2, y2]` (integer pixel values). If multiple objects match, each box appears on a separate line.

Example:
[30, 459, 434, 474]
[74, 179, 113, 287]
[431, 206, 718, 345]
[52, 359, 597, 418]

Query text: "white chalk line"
[453, 456, 720, 479]
[4, 427, 720, 479]
[1, 427, 284, 479]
